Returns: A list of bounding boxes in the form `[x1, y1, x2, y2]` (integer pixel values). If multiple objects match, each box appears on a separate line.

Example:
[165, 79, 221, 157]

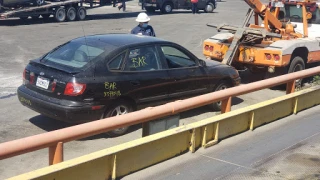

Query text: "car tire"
[210, 80, 231, 111]
[287, 56, 305, 87]
[66, 7, 77, 21]
[103, 100, 133, 137]
[33, 0, 44, 6]
[204, 2, 214, 13]
[76, 7, 86, 21]
[145, 7, 155, 13]
[161, 2, 173, 14]
[54, 7, 66, 22]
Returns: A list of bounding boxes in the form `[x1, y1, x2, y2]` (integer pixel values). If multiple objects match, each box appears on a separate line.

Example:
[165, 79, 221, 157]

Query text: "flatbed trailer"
[0, 0, 87, 22]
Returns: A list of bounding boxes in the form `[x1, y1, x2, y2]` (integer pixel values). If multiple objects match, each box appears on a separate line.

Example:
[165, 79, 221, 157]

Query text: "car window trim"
[107, 50, 128, 72]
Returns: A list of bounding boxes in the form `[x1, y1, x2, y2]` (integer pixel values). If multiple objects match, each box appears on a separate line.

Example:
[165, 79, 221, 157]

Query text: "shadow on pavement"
[29, 115, 141, 140]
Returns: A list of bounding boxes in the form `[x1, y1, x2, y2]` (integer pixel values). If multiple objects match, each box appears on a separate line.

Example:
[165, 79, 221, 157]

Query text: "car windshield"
[41, 38, 116, 69]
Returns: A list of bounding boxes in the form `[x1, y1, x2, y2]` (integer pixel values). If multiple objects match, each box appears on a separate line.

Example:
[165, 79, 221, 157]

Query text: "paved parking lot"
[0, 0, 288, 178]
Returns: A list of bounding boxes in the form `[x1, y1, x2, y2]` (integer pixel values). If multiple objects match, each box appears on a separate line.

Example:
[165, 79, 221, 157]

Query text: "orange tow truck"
[203, 0, 320, 84]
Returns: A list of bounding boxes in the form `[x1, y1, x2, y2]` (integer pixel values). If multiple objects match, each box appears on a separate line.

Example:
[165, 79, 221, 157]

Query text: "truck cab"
[141, 0, 216, 14]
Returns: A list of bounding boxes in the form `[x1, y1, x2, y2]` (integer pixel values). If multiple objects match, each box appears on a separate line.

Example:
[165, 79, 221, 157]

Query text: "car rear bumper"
[17, 85, 105, 123]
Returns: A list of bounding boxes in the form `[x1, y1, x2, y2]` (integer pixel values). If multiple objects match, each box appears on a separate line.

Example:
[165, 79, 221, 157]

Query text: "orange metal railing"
[0, 66, 320, 166]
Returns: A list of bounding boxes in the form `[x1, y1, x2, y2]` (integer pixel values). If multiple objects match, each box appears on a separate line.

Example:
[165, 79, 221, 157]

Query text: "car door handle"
[130, 80, 140, 86]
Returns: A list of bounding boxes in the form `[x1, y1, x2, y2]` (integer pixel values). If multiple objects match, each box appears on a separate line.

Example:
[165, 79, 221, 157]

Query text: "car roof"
[71, 33, 171, 48]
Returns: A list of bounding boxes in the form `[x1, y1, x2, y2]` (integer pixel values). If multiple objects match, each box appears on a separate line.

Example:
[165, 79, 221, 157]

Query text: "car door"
[119, 45, 171, 108]
[157, 44, 210, 101]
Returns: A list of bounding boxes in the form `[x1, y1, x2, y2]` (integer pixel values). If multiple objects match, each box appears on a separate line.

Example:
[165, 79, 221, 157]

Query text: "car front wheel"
[103, 100, 133, 137]
[210, 80, 231, 111]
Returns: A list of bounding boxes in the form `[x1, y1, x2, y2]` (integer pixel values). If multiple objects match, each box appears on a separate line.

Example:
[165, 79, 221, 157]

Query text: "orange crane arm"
[243, 0, 284, 31]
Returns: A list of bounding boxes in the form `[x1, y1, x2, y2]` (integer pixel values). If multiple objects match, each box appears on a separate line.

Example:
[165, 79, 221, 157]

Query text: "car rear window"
[41, 38, 116, 69]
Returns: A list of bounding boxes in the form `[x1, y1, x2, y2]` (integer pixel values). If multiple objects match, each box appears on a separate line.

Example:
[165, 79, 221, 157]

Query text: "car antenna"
[81, 25, 95, 78]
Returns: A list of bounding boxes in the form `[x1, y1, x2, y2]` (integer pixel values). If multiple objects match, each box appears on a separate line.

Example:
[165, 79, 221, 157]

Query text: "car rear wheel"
[103, 100, 133, 137]
[210, 80, 231, 111]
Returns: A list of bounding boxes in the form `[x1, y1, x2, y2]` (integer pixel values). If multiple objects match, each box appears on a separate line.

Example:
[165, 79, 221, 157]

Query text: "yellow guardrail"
[8, 84, 320, 180]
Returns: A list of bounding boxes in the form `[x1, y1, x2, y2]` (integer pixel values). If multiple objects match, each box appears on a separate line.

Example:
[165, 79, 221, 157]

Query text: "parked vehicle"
[142, 0, 217, 13]
[1, 0, 44, 8]
[17, 34, 240, 136]
[0, 0, 86, 22]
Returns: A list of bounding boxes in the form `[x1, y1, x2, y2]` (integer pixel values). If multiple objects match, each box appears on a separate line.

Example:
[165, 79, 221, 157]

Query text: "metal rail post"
[49, 142, 63, 165]
[221, 97, 232, 113]
[286, 80, 296, 94]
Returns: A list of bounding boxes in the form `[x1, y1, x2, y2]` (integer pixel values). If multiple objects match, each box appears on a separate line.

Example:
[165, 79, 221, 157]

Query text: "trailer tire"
[66, 7, 76, 21]
[76, 7, 86, 21]
[55, 7, 66, 22]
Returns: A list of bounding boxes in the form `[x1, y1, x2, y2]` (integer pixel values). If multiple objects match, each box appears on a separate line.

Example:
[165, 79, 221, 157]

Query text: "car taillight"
[51, 80, 57, 92]
[23, 69, 26, 84]
[204, 45, 209, 51]
[64, 82, 86, 96]
[265, 53, 272, 60]
[29, 72, 35, 84]
[274, 54, 280, 61]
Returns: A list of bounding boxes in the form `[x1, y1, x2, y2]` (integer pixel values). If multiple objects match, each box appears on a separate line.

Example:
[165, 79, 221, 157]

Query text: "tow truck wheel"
[76, 7, 86, 21]
[103, 100, 133, 137]
[66, 7, 76, 21]
[54, 7, 66, 22]
[209, 80, 231, 111]
[204, 2, 214, 13]
[288, 56, 305, 87]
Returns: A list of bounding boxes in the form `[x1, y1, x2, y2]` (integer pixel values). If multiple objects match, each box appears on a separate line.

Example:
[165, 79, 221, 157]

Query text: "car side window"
[160, 46, 196, 69]
[124, 46, 161, 71]
[108, 52, 125, 70]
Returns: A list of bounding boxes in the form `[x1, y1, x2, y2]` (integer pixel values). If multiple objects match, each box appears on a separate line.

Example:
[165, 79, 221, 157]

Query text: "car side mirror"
[199, 59, 206, 67]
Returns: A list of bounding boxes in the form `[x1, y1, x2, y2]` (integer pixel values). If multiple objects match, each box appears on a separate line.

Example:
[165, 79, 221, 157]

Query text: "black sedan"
[17, 34, 240, 136]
